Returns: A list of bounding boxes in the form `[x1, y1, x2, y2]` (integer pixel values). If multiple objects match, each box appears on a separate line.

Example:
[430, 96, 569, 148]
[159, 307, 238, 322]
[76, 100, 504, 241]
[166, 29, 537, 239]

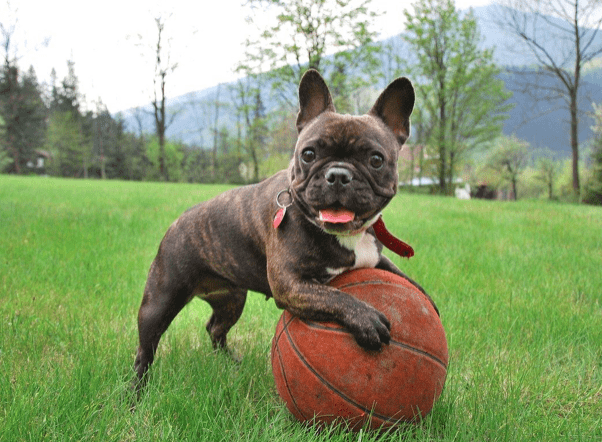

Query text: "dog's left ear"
[368, 77, 415, 145]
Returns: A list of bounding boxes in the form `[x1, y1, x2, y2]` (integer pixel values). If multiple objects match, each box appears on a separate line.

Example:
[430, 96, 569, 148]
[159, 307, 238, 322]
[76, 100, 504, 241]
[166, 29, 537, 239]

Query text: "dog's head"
[289, 69, 415, 234]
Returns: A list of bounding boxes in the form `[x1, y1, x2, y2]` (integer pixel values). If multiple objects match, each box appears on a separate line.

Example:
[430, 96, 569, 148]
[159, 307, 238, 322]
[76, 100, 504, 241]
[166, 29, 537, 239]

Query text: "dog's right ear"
[368, 77, 415, 146]
[296, 69, 336, 133]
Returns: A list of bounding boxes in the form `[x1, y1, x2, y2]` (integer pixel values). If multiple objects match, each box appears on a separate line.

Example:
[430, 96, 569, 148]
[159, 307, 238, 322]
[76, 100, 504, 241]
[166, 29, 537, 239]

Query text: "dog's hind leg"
[202, 288, 247, 351]
[134, 262, 193, 391]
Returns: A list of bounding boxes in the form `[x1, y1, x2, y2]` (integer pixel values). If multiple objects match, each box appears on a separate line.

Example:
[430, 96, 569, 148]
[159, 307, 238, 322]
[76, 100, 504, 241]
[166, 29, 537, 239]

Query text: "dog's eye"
[369, 154, 384, 169]
[301, 148, 316, 164]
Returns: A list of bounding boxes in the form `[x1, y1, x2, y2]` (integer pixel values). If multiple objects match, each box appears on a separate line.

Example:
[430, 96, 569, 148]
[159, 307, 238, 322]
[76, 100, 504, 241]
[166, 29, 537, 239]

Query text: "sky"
[2, 0, 493, 113]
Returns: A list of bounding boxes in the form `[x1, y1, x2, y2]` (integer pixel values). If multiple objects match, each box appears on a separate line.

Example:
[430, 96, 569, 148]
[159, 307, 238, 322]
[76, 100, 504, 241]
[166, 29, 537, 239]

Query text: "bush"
[582, 144, 602, 205]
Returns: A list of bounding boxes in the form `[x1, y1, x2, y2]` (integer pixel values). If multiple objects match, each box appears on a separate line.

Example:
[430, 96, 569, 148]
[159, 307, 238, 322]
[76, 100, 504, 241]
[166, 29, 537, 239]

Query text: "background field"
[1, 175, 601, 441]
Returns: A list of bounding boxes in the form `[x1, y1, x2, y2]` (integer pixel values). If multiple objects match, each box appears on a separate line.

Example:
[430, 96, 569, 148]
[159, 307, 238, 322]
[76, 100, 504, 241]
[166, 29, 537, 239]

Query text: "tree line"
[1, 0, 601, 204]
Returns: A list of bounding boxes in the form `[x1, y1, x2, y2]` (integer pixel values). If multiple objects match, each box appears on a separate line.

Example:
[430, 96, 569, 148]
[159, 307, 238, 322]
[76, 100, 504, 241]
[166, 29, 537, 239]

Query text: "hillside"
[119, 4, 602, 158]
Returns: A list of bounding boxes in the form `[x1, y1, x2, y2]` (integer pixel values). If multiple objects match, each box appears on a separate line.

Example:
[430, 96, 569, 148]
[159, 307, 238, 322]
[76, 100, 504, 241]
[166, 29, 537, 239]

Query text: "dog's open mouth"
[317, 208, 368, 235]
[318, 208, 355, 224]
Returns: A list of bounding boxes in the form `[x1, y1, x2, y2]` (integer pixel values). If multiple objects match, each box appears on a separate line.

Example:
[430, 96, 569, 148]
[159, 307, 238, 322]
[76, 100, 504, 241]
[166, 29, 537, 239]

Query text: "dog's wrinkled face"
[289, 70, 415, 235]
[291, 113, 400, 234]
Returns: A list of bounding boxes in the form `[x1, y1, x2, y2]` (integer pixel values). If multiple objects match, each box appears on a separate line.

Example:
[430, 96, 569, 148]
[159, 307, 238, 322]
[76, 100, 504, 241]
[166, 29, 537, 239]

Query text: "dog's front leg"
[267, 268, 391, 350]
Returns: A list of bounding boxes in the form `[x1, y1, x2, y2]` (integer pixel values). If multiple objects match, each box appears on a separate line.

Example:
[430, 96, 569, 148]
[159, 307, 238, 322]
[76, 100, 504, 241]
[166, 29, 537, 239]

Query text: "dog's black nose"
[325, 167, 353, 186]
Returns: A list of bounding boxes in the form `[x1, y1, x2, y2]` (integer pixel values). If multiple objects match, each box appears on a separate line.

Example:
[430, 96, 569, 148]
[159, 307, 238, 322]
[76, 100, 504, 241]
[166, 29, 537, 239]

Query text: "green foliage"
[479, 135, 529, 200]
[403, 0, 513, 194]
[0, 64, 47, 174]
[534, 149, 562, 200]
[45, 111, 90, 178]
[260, 152, 291, 178]
[229, 76, 270, 182]
[583, 144, 602, 205]
[0, 114, 10, 172]
[1, 176, 601, 441]
[583, 103, 602, 205]
[242, 0, 381, 108]
[0, 144, 12, 171]
[145, 136, 185, 182]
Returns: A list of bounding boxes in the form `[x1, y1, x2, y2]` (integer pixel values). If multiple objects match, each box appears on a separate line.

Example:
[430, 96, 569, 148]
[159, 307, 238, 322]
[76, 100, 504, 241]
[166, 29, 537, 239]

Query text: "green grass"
[1, 175, 601, 441]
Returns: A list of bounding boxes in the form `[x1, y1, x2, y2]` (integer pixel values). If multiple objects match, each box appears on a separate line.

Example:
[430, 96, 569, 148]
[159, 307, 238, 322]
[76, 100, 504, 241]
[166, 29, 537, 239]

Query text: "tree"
[583, 103, 602, 205]
[209, 83, 223, 178]
[242, 0, 381, 108]
[535, 149, 561, 200]
[1, 19, 47, 174]
[403, 0, 512, 195]
[487, 135, 530, 200]
[151, 16, 179, 181]
[0, 64, 46, 174]
[145, 136, 184, 182]
[230, 75, 268, 182]
[47, 61, 92, 178]
[261, 109, 298, 178]
[91, 103, 139, 180]
[133, 14, 180, 181]
[45, 111, 85, 177]
[494, 0, 602, 198]
[379, 37, 409, 91]
[583, 143, 602, 205]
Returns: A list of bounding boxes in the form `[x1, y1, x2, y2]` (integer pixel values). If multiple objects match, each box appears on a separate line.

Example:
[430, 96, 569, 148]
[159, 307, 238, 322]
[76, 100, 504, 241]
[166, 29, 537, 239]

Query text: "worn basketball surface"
[271, 268, 448, 431]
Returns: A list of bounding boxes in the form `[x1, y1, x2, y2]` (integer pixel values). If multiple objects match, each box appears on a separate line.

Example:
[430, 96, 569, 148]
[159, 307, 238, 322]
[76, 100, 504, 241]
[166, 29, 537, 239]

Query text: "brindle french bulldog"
[134, 69, 437, 387]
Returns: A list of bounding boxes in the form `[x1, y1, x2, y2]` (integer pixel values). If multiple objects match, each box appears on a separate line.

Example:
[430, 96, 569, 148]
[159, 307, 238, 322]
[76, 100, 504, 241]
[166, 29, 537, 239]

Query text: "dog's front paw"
[344, 304, 391, 351]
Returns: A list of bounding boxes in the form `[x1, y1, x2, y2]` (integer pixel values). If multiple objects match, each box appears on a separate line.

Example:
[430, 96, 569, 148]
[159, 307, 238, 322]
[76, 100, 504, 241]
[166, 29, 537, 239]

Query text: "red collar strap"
[372, 216, 415, 259]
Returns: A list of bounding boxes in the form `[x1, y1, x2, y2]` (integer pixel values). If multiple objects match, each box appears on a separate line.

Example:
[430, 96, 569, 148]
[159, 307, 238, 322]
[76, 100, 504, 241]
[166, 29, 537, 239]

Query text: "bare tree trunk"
[155, 71, 169, 181]
[512, 176, 518, 201]
[570, 89, 580, 194]
[211, 84, 221, 180]
[438, 96, 447, 195]
[150, 16, 177, 182]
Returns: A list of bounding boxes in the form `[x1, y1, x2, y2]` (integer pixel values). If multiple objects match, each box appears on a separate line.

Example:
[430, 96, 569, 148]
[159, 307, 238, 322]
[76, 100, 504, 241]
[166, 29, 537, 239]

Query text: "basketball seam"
[273, 313, 288, 347]
[283, 319, 402, 424]
[300, 319, 448, 370]
[276, 314, 307, 420]
[337, 280, 413, 291]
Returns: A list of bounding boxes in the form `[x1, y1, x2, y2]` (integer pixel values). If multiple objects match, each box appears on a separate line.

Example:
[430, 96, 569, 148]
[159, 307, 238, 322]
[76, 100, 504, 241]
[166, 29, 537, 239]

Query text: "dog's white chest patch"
[327, 232, 380, 277]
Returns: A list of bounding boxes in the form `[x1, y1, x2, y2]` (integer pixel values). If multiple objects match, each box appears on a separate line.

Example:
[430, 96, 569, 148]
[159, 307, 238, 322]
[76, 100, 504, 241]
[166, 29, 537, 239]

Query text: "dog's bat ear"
[368, 77, 415, 145]
[296, 69, 336, 133]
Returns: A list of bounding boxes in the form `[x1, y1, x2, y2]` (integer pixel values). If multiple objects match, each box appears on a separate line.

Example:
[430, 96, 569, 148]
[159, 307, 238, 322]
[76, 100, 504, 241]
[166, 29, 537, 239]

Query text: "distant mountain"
[119, 4, 602, 158]
[500, 70, 602, 157]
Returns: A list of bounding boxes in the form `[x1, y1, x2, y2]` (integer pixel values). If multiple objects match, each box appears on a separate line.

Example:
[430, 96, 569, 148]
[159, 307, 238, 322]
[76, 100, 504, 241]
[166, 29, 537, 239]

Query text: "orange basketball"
[271, 268, 448, 431]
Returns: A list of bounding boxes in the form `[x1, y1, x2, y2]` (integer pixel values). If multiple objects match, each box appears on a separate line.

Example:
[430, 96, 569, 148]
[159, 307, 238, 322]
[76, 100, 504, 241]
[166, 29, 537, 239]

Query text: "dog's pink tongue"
[319, 209, 355, 224]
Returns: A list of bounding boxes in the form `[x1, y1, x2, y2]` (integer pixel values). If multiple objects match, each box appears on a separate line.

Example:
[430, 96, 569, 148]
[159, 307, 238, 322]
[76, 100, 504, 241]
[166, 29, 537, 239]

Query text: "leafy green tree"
[145, 136, 184, 182]
[230, 75, 268, 182]
[182, 145, 209, 183]
[327, 39, 382, 114]
[45, 111, 88, 177]
[583, 144, 602, 205]
[47, 61, 92, 178]
[486, 135, 530, 200]
[261, 109, 298, 178]
[0, 113, 12, 171]
[242, 0, 381, 108]
[535, 149, 561, 200]
[92, 106, 140, 180]
[403, 0, 512, 194]
[0, 63, 47, 174]
[583, 104, 602, 205]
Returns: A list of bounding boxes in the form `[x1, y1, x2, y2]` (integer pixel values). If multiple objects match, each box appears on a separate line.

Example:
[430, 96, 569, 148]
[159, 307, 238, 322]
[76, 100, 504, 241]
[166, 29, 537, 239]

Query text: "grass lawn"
[1, 175, 601, 441]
